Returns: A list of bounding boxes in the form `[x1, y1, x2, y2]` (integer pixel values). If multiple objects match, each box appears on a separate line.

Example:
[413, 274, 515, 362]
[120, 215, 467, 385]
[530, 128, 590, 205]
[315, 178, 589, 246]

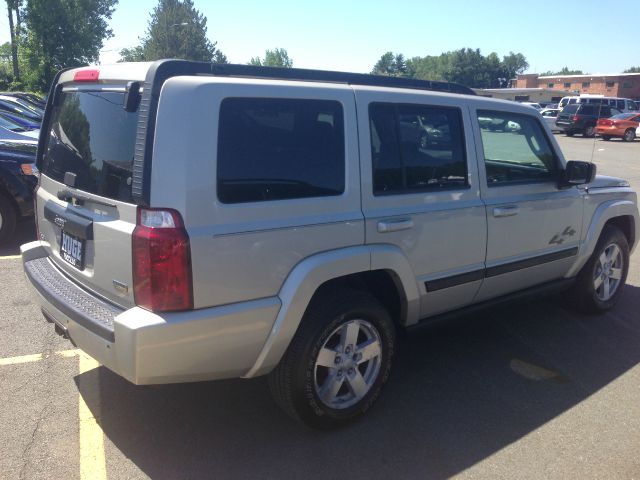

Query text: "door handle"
[493, 205, 519, 218]
[377, 218, 414, 233]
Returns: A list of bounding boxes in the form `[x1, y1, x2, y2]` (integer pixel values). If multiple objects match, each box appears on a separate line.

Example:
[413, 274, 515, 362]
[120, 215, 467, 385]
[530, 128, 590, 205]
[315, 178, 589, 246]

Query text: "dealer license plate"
[60, 231, 85, 270]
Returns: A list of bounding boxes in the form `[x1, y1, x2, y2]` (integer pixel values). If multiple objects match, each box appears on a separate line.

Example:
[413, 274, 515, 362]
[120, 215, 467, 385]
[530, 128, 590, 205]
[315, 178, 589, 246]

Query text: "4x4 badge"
[549, 226, 577, 245]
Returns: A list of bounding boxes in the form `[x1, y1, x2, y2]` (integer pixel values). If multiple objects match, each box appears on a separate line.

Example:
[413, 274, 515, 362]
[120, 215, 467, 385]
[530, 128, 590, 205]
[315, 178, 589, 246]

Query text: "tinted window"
[563, 104, 579, 114]
[477, 110, 558, 186]
[579, 105, 597, 115]
[369, 103, 467, 195]
[217, 98, 344, 204]
[611, 113, 636, 120]
[42, 91, 139, 202]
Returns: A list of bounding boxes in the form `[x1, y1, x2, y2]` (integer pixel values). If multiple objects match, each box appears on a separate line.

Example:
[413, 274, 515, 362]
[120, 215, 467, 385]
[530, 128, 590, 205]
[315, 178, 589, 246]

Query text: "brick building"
[515, 73, 640, 100]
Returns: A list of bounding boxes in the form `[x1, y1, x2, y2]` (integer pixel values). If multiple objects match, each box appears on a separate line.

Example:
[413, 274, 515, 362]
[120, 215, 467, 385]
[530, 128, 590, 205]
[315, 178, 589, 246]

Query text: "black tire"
[0, 194, 17, 245]
[268, 288, 396, 429]
[568, 225, 629, 313]
[583, 125, 596, 138]
[623, 129, 635, 142]
[565, 131, 575, 137]
[602, 135, 611, 141]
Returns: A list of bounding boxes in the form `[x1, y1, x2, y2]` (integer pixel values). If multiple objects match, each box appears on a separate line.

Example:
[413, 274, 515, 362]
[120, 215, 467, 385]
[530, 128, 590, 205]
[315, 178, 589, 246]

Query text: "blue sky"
[2, 0, 638, 74]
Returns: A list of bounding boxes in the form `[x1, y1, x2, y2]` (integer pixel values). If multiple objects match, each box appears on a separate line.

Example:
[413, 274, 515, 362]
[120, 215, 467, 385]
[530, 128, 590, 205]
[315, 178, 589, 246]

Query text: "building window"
[582, 82, 590, 88]
[606, 81, 615, 88]
[564, 82, 571, 88]
[547, 83, 555, 88]
[623, 81, 632, 88]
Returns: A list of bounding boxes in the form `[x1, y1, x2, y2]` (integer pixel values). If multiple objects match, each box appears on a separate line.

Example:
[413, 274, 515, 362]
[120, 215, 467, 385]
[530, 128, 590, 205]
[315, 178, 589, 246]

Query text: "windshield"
[42, 90, 139, 203]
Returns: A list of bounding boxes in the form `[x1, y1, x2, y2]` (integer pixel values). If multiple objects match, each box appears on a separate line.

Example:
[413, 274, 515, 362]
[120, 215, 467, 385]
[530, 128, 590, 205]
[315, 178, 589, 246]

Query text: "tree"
[539, 67, 584, 76]
[5, 0, 19, 80]
[371, 51, 410, 77]
[501, 52, 529, 80]
[623, 66, 640, 73]
[118, 46, 145, 62]
[22, 0, 117, 90]
[138, 0, 226, 63]
[249, 48, 293, 68]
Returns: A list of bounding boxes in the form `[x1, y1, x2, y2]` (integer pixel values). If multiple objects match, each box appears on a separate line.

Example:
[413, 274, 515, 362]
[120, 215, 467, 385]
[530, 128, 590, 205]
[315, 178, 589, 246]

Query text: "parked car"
[520, 101, 542, 110]
[0, 114, 39, 141]
[0, 111, 40, 130]
[1, 92, 46, 110]
[0, 96, 42, 122]
[559, 95, 637, 113]
[20, 61, 639, 429]
[556, 104, 621, 137]
[596, 113, 640, 141]
[540, 108, 563, 133]
[0, 140, 38, 243]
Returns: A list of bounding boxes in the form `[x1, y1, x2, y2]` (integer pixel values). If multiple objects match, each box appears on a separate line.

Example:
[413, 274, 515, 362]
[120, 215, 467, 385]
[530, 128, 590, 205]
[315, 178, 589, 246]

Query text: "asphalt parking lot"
[1, 135, 639, 480]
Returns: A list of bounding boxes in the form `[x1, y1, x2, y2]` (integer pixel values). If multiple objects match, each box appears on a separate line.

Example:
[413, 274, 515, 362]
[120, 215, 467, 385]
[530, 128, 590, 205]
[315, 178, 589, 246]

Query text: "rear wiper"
[57, 189, 116, 208]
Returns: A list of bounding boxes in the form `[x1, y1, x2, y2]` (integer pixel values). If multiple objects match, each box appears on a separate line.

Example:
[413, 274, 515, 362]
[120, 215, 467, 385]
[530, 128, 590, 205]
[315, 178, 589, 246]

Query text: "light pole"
[165, 22, 189, 57]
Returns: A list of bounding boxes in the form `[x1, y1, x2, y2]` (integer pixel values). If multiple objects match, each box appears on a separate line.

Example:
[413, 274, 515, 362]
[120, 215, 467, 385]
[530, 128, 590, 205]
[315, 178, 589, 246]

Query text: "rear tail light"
[20, 163, 38, 176]
[572, 115, 580, 121]
[132, 208, 193, 312]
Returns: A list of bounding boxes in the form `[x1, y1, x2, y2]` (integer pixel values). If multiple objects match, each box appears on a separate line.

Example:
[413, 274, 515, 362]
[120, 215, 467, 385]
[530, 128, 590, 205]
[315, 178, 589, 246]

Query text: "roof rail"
[144, 59, 477, 96]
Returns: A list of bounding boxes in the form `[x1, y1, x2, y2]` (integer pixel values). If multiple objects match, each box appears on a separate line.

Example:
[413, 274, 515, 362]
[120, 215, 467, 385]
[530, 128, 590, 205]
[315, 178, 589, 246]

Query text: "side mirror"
[560, 160, 596, 187]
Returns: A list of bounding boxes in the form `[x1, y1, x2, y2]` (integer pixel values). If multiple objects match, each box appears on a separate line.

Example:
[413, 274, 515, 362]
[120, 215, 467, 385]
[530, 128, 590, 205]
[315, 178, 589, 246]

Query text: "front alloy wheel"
[593, 243, 623, 301]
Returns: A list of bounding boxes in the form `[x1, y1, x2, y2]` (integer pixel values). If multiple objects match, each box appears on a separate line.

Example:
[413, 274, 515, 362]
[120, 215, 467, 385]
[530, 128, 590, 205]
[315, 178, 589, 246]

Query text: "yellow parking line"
[0, 255, 21, 260]
[78, 353, 107, 480]
[0, 349, 80, 366]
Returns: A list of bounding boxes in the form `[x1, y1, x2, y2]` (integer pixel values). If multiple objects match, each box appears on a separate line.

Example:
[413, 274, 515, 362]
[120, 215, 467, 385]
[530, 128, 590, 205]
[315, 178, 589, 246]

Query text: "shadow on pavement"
[76, 284, 640, 479]
[0, 220, 36, 256]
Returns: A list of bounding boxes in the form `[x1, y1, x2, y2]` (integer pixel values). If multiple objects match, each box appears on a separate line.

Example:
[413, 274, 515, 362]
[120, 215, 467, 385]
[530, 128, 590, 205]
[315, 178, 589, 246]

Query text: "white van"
[559, 95, 638, 113]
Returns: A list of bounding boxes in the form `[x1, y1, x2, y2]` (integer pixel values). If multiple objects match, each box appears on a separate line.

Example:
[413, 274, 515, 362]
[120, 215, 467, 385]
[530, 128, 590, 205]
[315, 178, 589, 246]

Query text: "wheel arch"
[567, 199, 639, 277]
[243, 244, 420, 378]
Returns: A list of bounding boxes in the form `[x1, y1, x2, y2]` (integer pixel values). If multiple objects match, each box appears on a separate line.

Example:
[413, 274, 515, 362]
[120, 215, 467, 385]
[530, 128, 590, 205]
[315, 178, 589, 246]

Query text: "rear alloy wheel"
[268, 288, 395, 429]
[583, 125, 596, 138]
[622, 129, 636, 142]
[0, 195, 17, 245]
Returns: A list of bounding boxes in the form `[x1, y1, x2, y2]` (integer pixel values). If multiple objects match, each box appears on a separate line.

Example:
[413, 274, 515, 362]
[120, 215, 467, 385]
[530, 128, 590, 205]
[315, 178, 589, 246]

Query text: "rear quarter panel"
[151, 77, 364, 308]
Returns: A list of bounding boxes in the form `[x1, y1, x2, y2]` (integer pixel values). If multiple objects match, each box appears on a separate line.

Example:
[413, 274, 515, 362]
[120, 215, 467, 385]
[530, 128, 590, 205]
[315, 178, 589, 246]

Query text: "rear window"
[578, 105, 597, 115]
[611, 113, 636, 120]
[42, 91, 139, 203]
[217, 98, 345, 204]
[562, 105, 579, 114]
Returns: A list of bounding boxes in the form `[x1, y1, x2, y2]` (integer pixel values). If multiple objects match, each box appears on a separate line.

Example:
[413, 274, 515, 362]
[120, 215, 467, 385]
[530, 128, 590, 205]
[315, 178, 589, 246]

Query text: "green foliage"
[23, 0, 117, 91]
[623, 66, 640, 73]
[249, 48, 293, 68]
[371, 52, 409, 77]
[130, 0, 226, 63]
[383, 48, 529, 88]
[539, 67, 585, 76]
[118, 46, 145, 63]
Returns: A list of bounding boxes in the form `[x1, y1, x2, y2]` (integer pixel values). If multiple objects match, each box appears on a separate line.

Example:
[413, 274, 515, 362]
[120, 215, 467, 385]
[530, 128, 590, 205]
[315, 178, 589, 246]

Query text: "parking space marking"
[0, 348, 80, 366]
[0, 255, 21, 260]
[0, 349, 107, 479]
[78, 353, 107, 480]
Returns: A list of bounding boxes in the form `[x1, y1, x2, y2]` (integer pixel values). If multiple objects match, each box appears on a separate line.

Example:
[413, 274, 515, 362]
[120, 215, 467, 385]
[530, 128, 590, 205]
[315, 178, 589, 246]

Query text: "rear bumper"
[21, 241, 281, 384]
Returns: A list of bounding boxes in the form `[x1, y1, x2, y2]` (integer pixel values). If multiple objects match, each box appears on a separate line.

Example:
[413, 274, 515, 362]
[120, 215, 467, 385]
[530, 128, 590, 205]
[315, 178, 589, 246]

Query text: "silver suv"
[22, 61, 639, 429]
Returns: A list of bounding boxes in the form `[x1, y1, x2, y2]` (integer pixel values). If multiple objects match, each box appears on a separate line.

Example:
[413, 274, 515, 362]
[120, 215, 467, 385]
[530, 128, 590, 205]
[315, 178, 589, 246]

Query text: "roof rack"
[146, 60, 476, 97]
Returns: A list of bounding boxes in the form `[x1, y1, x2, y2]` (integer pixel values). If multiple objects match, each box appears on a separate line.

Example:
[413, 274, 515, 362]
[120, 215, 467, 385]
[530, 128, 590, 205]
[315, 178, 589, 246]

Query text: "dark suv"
[556, 104, 621, 137]
[0, 140, 38, 244]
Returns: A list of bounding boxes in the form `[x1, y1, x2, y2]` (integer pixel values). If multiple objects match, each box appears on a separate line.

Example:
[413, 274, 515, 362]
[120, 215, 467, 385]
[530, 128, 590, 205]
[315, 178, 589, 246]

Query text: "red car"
[596, 113, 640, 141]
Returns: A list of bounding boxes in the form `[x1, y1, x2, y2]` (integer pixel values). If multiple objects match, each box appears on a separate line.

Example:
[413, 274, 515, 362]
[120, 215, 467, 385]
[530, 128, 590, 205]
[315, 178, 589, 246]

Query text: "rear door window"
[42, 91, 139, 203]
[217, 98, 345, 204]
[369, 103, 467, 195]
